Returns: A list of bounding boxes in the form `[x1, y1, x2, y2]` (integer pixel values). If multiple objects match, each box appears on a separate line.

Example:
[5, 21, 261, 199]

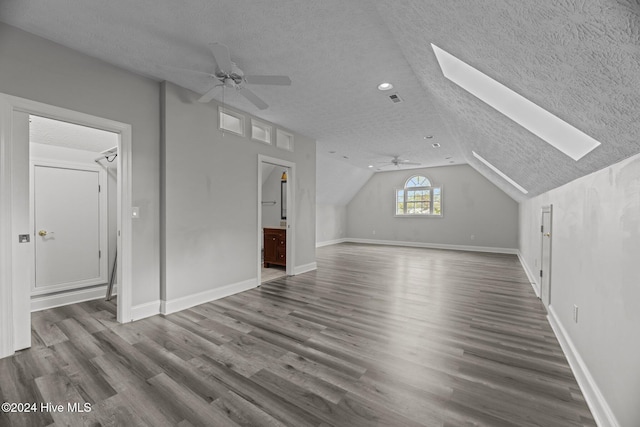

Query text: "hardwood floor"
[0, 243, 596, 426]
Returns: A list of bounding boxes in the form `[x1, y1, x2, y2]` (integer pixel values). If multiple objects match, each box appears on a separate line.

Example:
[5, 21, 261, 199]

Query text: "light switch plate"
[18, 234, 30, 243]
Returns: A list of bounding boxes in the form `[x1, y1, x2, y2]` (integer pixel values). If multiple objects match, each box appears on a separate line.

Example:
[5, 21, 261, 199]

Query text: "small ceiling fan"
[378, 156, 421, 168]
[197, 43, 291, 110]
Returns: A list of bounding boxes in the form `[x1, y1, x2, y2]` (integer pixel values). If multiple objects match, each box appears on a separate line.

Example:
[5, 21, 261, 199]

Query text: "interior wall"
[519, 152, 640, 427]
[316, 204, 347, 246]
[161, 81, 316, 306]
[0, 22, 160, 307]
[262, 167, 284, 229]
[346, 164, 518, 250]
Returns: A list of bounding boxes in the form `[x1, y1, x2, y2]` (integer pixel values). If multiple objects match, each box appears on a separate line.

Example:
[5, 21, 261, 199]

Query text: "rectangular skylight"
[432, 44, 600, 161]
[472, 151, 528, 194]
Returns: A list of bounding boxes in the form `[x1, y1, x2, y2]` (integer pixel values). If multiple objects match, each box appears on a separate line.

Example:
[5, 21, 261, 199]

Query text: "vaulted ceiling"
[1, 0, 639, 202]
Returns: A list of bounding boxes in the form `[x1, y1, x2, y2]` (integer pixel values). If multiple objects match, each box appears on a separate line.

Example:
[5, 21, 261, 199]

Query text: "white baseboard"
[131, 300, 160, 321]
[517, 251, 540, 297]
[294, 262, 317, 275]
[161, 278, 257, 316]
[547, 305, 619, 427]
[345, 238, 518, 255]
[316, 238, 347, 248]
[31, 284, 116, 312]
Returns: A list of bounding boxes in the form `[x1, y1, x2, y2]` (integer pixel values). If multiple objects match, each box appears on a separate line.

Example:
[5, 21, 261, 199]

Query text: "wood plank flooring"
[0, 243, 596, 426]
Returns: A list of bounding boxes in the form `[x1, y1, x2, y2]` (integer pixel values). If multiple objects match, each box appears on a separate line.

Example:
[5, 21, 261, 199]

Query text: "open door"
[540, 205, 553, 308]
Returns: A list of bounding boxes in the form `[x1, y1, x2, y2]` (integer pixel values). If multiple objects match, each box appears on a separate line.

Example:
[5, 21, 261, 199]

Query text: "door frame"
[257, 155, 295, 284]
[30, 158, 109, 295]
[0, 93, 133, 358]
[540, 204, 553, 308]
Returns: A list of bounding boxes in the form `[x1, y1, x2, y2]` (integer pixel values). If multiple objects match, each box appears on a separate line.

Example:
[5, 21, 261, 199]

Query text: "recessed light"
[432, 143, 441, 148]
[423, 135, 433, 139]
[368, 165, 373, 168]
[343, 156, 349, 159]
[445, 156, 453, 159]
[329, 151, 336, 154]
[377, 82, 394, 91]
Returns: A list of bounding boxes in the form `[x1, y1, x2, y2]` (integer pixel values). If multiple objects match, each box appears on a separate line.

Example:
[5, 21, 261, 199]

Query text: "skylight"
[472, 151, 528, 194]
[432, 44, 601, 161]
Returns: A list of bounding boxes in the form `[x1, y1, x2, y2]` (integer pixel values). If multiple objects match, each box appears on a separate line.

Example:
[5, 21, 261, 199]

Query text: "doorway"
[257, 155, 295, 284]
[29, 115, 116, 309]
[0, 93, 133, 358]
[540, 205, 553, 308]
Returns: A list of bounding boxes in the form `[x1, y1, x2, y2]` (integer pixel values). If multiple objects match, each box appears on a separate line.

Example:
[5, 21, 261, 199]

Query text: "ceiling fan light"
[377, 82, 393, 91]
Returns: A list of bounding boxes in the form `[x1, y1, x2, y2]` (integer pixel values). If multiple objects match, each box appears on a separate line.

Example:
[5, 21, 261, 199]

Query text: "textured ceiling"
[30, 115, 118, 153]
[1, 0, 639, 201]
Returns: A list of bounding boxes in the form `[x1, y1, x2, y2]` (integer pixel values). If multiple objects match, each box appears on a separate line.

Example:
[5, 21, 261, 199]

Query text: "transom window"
[396, 175, 442, 216]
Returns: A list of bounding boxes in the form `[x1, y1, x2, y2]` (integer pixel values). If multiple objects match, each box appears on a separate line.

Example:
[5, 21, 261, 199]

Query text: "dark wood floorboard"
[0, 243, 596, 426]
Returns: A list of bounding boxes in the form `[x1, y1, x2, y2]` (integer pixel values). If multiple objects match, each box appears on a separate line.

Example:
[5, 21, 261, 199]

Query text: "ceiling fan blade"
[198, 85, 221, 103]
[209, 42, 233, 74]
[238, 87, 268, 110]
[244, 75, 292, 86]
[399, 161, 421, 165]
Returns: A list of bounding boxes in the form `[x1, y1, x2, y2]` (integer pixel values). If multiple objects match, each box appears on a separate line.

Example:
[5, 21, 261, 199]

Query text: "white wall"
[0, 22, 161, 307]
[346, 164, 519, 251]
[316, 204, 347, 246]
[262, 166, 284, 229]
[519, 152, 640, 427]
[161, 82, 316, 310]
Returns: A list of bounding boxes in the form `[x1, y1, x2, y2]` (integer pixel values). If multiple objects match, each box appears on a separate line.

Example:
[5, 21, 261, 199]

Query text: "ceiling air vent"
[388, 93, 403, 103]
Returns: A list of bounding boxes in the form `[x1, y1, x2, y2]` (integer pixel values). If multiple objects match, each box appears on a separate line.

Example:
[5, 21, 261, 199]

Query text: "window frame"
[394, 175, 443, 217]
[218, 106, 245, 136]
[251, 118, 272, 144]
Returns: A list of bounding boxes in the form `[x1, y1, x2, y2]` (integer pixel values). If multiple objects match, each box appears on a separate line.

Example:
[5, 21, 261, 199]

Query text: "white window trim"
[218, 106, 245, 137]
[276, 128, 294, 152]
[251, 118, 272, 144]
[394, 176, 443, 217]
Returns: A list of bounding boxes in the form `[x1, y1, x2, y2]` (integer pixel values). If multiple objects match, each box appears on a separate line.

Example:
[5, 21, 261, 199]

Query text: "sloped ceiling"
[1, 0, 638, 202]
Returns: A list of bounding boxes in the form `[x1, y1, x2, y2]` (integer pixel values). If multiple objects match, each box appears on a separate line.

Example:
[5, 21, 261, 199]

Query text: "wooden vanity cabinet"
[263, 228, 286, 267]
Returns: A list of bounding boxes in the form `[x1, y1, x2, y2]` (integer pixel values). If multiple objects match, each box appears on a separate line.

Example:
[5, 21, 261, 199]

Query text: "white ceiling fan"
[196, 43, 291, 110]
[378, 156, 421, 169]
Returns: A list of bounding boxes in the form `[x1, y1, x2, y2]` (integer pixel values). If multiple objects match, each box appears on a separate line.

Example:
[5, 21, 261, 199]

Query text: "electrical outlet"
[573, 305, 579, 323]
[372, 230, 376, 235]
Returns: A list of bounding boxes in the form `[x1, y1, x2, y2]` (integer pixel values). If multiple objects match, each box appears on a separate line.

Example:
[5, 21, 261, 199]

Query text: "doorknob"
[544, 233, 551, 237]
[38, 230, 47, 236]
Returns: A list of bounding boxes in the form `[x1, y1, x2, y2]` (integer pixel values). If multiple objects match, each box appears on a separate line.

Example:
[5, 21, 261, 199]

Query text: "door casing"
[0, 93, 133, 358]
[257, 155, 295, 284]
[541, 204, 553, 308]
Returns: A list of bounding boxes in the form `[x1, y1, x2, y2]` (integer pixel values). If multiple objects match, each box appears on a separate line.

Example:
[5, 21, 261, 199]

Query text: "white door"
[540, 205, 553, 308]
[32, 163, 107, 294]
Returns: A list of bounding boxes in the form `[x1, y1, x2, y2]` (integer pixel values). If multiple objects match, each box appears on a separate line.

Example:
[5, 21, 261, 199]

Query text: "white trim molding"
[517, 251, 541, 297]
[293, 262, 317, 275]
[345, 238, 518, 255]
[31, 285, 115, 312]
[316, 238, 348, 248]
[131, 300, 161, 321]
[547, 305, 620, 427]
[161, 278, 257, 316]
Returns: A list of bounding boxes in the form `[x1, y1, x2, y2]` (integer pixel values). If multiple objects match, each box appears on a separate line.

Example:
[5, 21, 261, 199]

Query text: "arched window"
[395, 175, 442, 216]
